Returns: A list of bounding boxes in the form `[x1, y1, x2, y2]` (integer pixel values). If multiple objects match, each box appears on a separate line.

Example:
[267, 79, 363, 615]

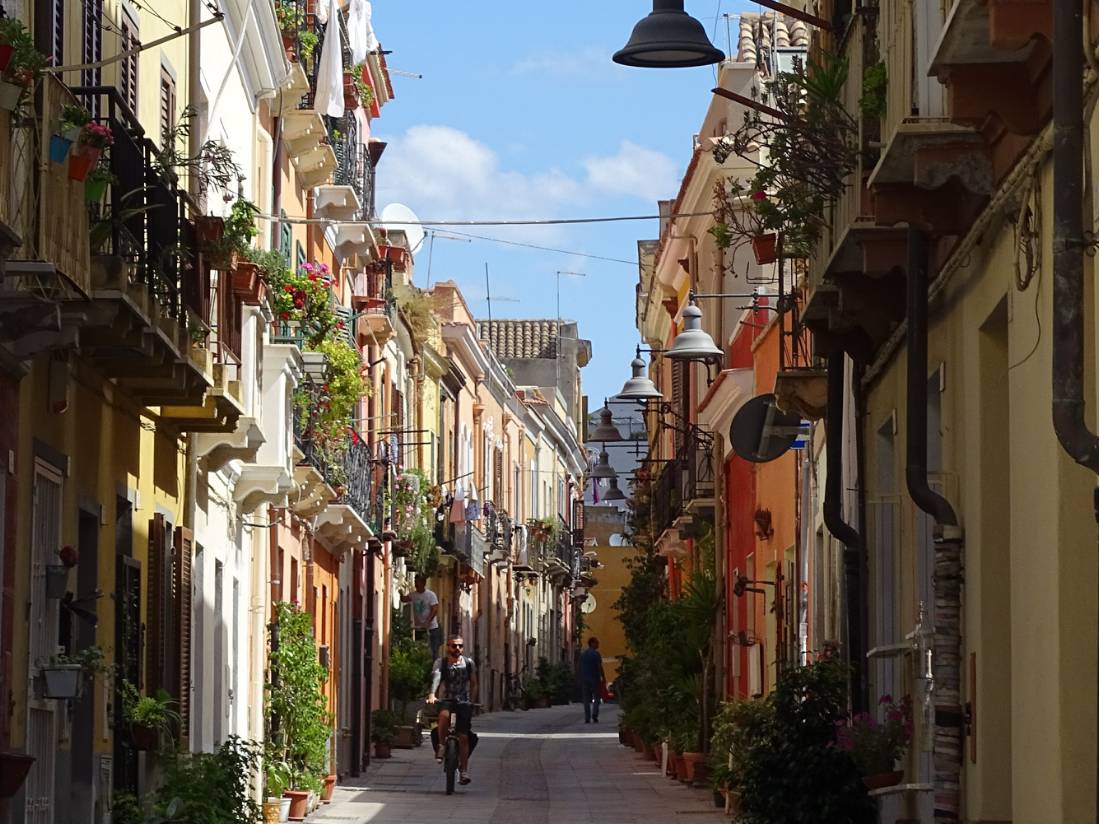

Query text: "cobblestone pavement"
[313, 702, 728, 823]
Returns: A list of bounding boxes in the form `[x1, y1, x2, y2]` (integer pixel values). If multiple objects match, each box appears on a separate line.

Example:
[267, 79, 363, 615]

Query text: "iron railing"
[330, 115, 377, 220]
[454, 522, 487, 576]
[680, 424, 716, 506]
[72, 86, 205, 324]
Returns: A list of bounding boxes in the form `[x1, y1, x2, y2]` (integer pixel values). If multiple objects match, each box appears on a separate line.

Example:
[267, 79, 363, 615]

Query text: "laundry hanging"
[313, 0, 346, 118]
[347, 0, 379, 64]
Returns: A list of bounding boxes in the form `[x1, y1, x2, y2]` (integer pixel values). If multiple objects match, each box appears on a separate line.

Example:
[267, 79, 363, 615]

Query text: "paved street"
[314, 703, 727, 823]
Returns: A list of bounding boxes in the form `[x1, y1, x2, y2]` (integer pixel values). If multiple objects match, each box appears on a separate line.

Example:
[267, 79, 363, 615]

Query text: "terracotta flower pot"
[373, 741, 392, 758]
[681, 751, 705, 783]
[0, 752, 34, 798]
[130, 722, 159, 752]
[862, 770, 904, 790]
[284, 790, 309, 822]
[321, 774, 336, 802]
[751, 232, 778, 265]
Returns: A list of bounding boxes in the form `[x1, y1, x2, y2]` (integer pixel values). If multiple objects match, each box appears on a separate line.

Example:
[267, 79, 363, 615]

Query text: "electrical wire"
[427, 228, 637, 266]
[131, 0, 183, 33]
[253, 210, 712, 227]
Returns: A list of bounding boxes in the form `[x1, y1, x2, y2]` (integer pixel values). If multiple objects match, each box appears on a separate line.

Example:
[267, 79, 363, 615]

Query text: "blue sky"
[371, 1, 751, 404]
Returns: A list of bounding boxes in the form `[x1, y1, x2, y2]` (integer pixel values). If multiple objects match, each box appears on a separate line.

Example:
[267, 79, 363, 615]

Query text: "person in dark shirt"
[578, 637, 606, 723]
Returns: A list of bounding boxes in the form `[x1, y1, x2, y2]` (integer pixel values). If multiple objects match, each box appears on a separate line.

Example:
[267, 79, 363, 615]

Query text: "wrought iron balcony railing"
[330, 116, 377, 221]
[72, 86, 205, 324]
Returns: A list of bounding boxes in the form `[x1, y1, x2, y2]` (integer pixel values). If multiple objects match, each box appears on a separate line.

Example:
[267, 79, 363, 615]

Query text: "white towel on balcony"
[315, 0, 346, 118]
[348, 0, 379, 64]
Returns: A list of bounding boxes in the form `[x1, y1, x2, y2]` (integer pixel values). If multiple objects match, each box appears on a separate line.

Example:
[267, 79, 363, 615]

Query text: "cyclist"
[426, 633, 478, 785]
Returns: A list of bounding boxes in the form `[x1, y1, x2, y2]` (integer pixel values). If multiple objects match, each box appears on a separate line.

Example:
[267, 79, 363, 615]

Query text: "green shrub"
[371, 709, 398, 744]
[148, 736, 262, 824]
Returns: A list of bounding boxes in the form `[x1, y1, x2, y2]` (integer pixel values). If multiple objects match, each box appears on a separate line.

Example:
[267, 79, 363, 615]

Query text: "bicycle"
[502, 667, 528, 711]
[430, 700, 479, 794]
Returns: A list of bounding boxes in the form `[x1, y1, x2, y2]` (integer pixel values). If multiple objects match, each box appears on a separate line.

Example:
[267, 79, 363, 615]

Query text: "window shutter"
[82, 0, 103, 110]
[159, 68, 176, 149]
[494, 449, 503, 505]
[146, 514, 165, 692]
[120, 11, 139, 115]
[175, 526, 193, 739]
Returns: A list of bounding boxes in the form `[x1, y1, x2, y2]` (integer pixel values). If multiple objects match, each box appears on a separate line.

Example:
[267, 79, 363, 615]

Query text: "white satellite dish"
[380, 203, 426, 255]
[580, 594, 597, 614]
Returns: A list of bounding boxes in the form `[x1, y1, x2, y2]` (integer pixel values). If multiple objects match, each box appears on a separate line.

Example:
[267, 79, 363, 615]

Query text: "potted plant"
[263, 751, 293, 823]
[0, 18, 26, 72]
[84, 165, 114, 204]
[121, 683, 180, 752]
[274, 0, 305, 55]
[0, 752, 34, 798]
[371, 708, 397, 758]
[320, 772, 337, 803]
[50, 104, 90, 164]
[70, 122, 113, 182]
[342, 68, 359, 110]
[37, 645, 106, 699]
[0, 20, 43, 112]
[838, 694, 913, 790]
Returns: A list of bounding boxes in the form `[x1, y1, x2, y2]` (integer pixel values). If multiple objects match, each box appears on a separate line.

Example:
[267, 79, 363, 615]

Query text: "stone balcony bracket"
[282, 111, 326, 159]
[194, 416, 266, 473]
[333, 224, 373, 260]
[159, 361, 244, 434]
[313, 504, 373, 556]
[294, 145, 338, 190]
[234, 464, 296, 515]
[290, 464, 336, 518]
[273, 64, 311, 116]
[314, 185, 363, 223]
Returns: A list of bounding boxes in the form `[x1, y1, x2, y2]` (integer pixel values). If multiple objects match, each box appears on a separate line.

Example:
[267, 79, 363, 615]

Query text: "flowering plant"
[79, 122, 114, 150]
[707, 176, 775, 252]
[268, 261, 336, 346]
[60, 104, 90, 134]
[835, 694, 912, 776]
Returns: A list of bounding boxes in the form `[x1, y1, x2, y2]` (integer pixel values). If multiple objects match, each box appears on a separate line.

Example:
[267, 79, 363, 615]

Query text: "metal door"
[26, 463, 63, 824]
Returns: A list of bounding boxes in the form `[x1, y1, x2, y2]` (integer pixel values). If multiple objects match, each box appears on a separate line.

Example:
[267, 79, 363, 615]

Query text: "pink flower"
[751, 190, 767, 201]
[879, 694, 893, 705]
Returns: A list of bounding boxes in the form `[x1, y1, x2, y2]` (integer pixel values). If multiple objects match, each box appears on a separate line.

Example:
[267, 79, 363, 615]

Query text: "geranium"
[79, 121, 114, 149]
[836, 694, 912, 776]
[265, 260, 336, 346]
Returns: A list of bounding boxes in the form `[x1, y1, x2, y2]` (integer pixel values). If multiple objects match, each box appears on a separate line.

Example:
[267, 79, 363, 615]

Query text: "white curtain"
[348, 0, 379, 64]
[314, 0, 346, 118]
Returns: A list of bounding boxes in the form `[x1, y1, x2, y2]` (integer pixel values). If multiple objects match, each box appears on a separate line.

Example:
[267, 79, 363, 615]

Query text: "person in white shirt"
[402, 575, 441, 660]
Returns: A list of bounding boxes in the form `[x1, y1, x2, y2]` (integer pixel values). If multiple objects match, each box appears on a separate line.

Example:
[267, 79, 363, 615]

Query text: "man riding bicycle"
[426, 633, 478, 785]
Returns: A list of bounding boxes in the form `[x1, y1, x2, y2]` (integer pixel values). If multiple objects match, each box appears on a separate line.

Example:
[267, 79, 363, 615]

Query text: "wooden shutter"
[493, 449, 503, 505]
[82, 0, 103, 104]
[159, 68, 176, 148]
[145, 514, 165, 692]
[120, 10, 139, 114]
[175, 526, 193, 739]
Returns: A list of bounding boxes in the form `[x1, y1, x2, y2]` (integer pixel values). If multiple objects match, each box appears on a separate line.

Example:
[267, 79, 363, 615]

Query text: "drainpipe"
[1052, 0, 1100, 473]
[906, 225, 964, 824]
[824, 351, 867, 712]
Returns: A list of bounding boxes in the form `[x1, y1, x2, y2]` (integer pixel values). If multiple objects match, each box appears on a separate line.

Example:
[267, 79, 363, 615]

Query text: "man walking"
[579, 637, 606, 724]
[402, 574, 442, 660]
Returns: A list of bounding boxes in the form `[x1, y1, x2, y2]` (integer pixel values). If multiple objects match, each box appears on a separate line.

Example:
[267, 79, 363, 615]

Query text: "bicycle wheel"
[444, 736, 459, 795]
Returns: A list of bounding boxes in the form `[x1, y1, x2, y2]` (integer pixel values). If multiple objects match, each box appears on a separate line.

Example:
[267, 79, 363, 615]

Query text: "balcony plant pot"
[281, 31, 297, 61]
[130, 722, 159, 752]
[681, 751, 704, 783]
[232, 261, 261, 299]
[0, 80, 21, 112]
[278, 797, 291, 823]
[321, 774, 336, 802]
[284, 789, 309, 821]
[373, 741, 392, 759]
[693, 761, 712, 788]
[0, 752, 34, 798]
[49, 134, 73, 164]
[862, 770, 903, 790]
[262, 799, 281, 824]
[0, 44, 13, 73]
[84, 176, 109, 203]
[68, 151, 96, 182]
[39, 665, 83, 699]
[343, 74, 358, 111]
[751, 232, 778, 265]
[391, 540, 410, 558]
[45, 564, 69, 599]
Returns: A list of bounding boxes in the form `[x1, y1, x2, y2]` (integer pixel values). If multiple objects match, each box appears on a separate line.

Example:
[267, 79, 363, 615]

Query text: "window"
[279, 210, 292, 259]
[119, 7, 139, 114]
[82, 0, 103, 109]
[37, 0, 64, 68]
[159, 66, 177, 149]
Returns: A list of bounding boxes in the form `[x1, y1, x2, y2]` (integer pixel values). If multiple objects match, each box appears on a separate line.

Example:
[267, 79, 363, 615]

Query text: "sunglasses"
[449, 643, 464, 649]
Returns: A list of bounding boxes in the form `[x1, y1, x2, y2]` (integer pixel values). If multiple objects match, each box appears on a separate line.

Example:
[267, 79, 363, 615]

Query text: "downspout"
[824, 351, 867, 712]
[906, 226, 964, 824]
[1052, 0, 1100, 472]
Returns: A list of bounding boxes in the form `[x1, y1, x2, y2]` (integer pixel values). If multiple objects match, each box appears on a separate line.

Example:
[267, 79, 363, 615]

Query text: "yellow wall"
[862, 150, 1097, 823]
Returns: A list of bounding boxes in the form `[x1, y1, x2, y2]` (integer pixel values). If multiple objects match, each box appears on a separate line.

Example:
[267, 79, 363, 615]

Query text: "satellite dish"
[730, 393, 801, 463]
[580, 594, 597, 614]
[380, 203, 426, 255]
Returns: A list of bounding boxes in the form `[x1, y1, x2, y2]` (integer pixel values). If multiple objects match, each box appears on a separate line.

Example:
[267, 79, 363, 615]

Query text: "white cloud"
[374, 128, 679, 244]
[582, 140, 680, 202]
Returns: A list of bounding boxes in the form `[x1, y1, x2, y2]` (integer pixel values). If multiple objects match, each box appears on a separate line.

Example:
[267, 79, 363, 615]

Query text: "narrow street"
[315, 704, 727, 823]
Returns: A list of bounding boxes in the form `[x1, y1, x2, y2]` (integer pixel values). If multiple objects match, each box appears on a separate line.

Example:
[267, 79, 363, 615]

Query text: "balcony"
[454, 522, 487, 577]
[929, 0, 1053, 181]
[679, 425, 716, 516]
[868, 0, 993, 235]
[0, 74, 92, 361]
[350, 263, 396, 344]
[65, 88, 225, 419]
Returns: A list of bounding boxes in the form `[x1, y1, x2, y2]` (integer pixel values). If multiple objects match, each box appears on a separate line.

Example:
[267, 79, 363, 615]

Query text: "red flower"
[294, 299, 304, 308]
[751, 190, 767, 201]
[280, 312, 290, 320]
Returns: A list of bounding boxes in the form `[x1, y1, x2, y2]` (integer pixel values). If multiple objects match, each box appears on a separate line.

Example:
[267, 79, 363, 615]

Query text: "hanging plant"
[267, 261, 337, 346]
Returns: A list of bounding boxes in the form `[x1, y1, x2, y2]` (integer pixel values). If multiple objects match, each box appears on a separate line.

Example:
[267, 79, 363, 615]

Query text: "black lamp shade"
[613, 1, 725, 68]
